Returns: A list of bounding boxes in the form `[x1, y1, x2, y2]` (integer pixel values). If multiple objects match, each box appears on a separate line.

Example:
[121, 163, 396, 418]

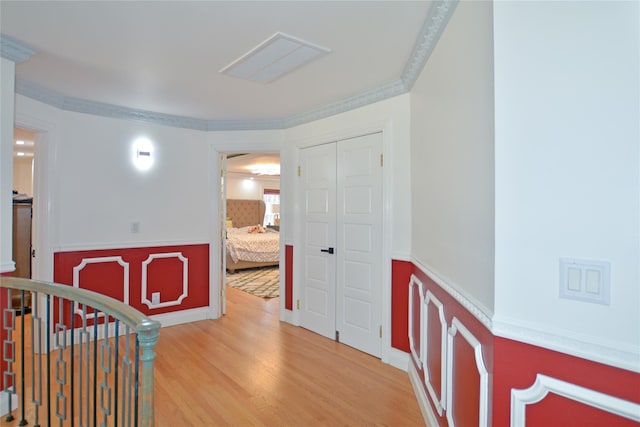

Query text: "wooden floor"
[3, 287, 425, 426]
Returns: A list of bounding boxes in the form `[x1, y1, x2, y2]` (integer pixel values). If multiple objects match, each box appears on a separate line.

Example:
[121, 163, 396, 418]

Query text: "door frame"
[207, 134, 285, 320]
[292, 120, 394, 363]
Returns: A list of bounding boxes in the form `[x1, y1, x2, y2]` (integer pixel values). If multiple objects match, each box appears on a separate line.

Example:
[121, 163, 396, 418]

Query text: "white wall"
[410, 0, 495, 315]
[16, 95, 213, 250]
[493, 1, 640, 370]
[225, 175, 279, 200]
[12, 157, 33, 196]
[1, 58, 16, 273]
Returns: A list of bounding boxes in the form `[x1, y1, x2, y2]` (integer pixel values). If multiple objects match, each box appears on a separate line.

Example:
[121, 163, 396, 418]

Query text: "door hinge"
[380, 154, 383, 167]
[296, 299, 300, 310]
[335, 330, 340, 342]
[379, 325, 382, 338]
[297, 165, 301, 176]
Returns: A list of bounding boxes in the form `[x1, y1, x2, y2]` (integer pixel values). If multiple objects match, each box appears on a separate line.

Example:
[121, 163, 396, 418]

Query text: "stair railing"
[1, 277, 160, 427]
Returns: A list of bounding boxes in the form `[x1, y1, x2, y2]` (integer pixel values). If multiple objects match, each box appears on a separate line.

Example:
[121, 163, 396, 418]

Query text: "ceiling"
[1, 1, 436, 126]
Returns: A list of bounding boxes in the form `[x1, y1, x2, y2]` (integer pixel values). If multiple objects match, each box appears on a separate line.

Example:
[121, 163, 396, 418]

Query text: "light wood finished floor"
[4, 287, 425, 426]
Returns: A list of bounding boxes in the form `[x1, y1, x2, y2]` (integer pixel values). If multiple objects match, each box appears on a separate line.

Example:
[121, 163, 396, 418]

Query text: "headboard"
[226, 199, 266, 228]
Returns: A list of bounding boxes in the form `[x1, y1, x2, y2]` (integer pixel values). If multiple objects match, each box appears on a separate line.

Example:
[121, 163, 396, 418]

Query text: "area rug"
[226, 266, 279, 298]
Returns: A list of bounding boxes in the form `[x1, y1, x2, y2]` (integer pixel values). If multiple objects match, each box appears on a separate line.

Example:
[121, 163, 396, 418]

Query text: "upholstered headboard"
[226, 199, 266, 228]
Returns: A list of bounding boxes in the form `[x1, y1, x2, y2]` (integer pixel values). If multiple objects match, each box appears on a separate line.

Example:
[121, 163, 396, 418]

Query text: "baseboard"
[0, 388, 18, 417]
[387, 347, 410, 371]
[408, 362, 440, 427]
[151, 307, 213, 327]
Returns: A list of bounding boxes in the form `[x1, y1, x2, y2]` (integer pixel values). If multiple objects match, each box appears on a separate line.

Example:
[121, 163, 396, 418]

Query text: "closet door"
[299, 143, 337, 339]
[336, 133, 383, 357]
[299, 133, 383, 357]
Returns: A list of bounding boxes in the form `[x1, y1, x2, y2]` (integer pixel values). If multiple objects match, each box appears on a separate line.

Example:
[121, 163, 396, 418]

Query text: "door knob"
[320, 247, 335, 254]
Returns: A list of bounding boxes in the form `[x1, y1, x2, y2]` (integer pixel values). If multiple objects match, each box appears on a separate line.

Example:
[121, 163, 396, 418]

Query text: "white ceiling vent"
[220, 32, 331, 83]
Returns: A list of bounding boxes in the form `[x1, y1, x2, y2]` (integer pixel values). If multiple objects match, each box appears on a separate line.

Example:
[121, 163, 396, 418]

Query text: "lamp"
[271, 204, 280, 226]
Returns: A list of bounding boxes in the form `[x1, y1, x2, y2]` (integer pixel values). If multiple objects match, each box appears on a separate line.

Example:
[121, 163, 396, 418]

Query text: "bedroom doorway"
[220, 152, 282, 315]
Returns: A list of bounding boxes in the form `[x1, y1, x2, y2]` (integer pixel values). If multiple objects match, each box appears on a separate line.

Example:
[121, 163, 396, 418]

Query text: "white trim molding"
[422, 290, 448, 416]
[0, 34, 37, 63]
[401, 0, 459, 89]
[412, 257, 493, 330]
[72, 256, 130, 319]
[493, 317, 640, 374]
[511, 374, 640, 426]
[408, 274, 425, 369]
[141, 252, 189, 309]
[446, 317, 489, 427]
[408, 360, 440, 427]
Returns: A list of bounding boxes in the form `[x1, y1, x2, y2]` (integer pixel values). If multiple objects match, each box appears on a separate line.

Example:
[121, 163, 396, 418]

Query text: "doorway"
[298, 132, 383, 357]
[220, 152, 282, 315]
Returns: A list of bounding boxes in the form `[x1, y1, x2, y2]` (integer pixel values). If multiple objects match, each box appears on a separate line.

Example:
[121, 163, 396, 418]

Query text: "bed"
[225, 199, 280, 273]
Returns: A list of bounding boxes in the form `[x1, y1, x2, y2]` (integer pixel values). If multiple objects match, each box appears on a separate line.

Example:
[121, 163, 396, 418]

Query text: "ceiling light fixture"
[220, 32, 331, 84]
[248, 163, 280, 176]
[16, 140, 25, 145]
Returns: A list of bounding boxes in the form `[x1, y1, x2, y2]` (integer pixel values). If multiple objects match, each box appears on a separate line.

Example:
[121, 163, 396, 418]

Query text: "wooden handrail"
[0, 277, 160, 333]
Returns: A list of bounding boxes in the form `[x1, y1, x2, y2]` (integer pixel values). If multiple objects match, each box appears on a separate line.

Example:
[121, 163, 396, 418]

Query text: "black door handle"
[320, 247, 335, 254]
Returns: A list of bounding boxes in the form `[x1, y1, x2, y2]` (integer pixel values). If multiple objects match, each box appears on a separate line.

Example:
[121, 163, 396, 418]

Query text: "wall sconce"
[132, 137, 154, 171]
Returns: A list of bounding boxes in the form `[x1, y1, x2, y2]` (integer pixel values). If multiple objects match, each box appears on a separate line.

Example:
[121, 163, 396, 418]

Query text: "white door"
[300, 143, 337, 339]
[336, 133, 383, 357]
[300, 133, 382, 357]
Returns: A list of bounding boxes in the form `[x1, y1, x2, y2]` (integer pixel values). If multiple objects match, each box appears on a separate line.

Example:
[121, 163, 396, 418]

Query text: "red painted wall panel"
[54, 244, 209, 316]
[493, 336, 640, 427]
[391, 259, 412, 352]
[285, 245, 293, 311]
[526, 392, 638, 427]
[392, 259, 640, 427]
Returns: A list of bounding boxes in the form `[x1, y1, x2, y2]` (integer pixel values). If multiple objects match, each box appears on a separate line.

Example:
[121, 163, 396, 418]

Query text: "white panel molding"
[422, 290, 448, 416]
[401, 0, 460, 89]
[150, 306, 212, 327]
[493, 316, 640, 374]
[391, 252, 412, 262]
[412, 256, 493, 330]
[446, 317, 489, 427]
[55, 239, 210, 252]
[141, 252, 189, 309]
[511, 374, 640, 426]
[408, 274, 425, 368]
[408, 359, 441, 427]
[72, 256, 129, 319]
[0, 34, 37, 63]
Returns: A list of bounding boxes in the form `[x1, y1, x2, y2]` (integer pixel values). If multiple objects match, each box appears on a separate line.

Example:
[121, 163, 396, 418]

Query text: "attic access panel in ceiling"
[220, 32, 331, 83]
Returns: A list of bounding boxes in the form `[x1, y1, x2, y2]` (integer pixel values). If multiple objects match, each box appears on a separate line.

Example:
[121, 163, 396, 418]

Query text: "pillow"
[248, 224, 267, 234]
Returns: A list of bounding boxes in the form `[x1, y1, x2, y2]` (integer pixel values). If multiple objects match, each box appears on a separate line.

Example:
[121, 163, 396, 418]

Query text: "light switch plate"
[559, 258, 610, 305]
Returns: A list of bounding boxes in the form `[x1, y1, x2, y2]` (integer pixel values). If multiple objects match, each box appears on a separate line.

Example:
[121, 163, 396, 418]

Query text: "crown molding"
[11, 1, 454, 131]
[0, 34, 37, 63]
[401, 0, 459, 90]
[63, 96, 209, 131]
[285, 79, 408, 128]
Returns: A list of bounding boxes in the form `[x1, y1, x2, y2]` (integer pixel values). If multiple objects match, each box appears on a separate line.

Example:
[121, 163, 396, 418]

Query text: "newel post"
[138, 320, 160, 427]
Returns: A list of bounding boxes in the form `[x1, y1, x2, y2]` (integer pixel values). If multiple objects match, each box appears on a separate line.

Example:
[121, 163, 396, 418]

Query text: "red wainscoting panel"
[285, 245, 293, 311]
[392, 258, 640, 427]
[391, 259, 412, 352]
[493, 336, 640, 427]
[54, 244, 209, 317]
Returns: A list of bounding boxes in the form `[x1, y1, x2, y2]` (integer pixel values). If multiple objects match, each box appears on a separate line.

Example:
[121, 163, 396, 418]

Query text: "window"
[263, 189, 280, 226]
